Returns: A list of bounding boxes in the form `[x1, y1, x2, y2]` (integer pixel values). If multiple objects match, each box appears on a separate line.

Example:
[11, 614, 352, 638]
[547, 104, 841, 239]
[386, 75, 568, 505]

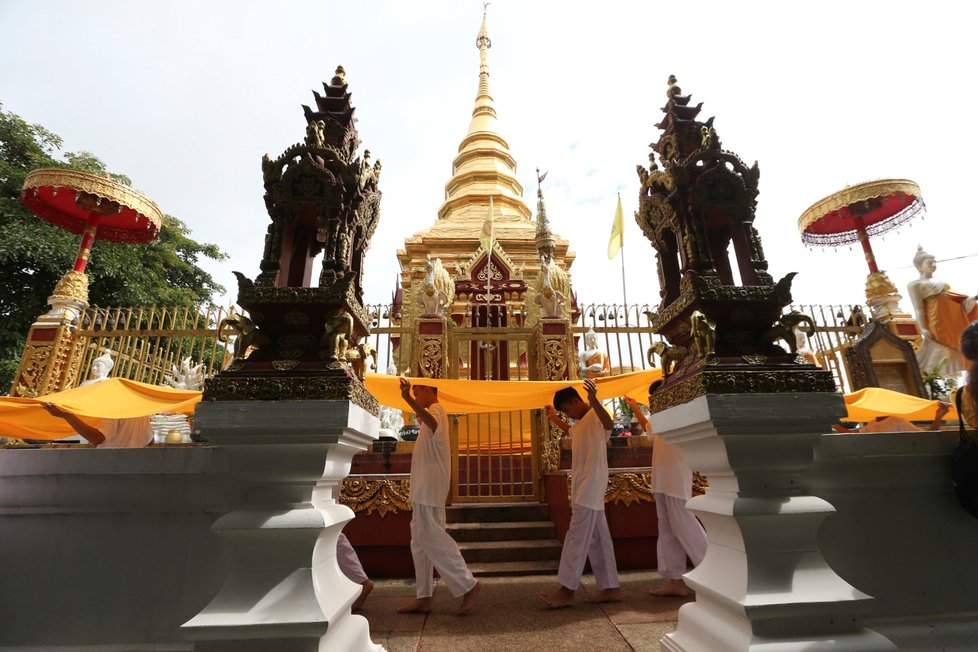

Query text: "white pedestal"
[181, 400, 383, 652]
[652, 393, 895, 651]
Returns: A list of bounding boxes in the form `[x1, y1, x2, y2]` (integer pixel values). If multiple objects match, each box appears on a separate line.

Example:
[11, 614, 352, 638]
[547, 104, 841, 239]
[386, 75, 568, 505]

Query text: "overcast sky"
[2, 1, 974, 321]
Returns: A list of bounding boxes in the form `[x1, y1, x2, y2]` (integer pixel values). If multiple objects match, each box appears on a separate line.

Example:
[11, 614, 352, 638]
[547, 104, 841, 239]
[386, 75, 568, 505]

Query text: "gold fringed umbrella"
[798, 179, 925, 316]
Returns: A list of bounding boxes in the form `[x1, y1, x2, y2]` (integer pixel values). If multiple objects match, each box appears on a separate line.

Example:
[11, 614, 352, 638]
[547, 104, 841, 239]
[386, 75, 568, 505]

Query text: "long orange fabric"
[0, 378, 200, 440]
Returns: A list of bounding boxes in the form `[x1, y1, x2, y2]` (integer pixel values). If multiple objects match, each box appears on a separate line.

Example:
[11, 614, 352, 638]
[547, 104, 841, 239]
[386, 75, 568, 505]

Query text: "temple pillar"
[416, 316, 448, 379]
[181, 400, 382, 652]
[11, 270, 89, 397]
[653, 393, 894, 651]
[536, 318, 572, 472]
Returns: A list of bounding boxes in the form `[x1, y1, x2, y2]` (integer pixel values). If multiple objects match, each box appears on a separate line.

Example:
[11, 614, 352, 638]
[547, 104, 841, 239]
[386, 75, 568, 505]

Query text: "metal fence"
[71, 304, 233, 388]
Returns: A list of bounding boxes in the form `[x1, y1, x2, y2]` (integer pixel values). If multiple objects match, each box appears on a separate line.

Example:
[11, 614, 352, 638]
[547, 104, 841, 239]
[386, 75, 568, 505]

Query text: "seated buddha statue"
[579, 328, 611, 379]
[907, 246, 978, 376]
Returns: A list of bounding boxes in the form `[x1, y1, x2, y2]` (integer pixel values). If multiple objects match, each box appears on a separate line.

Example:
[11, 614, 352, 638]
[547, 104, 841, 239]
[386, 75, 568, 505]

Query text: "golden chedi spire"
[436, 6, 531, 224]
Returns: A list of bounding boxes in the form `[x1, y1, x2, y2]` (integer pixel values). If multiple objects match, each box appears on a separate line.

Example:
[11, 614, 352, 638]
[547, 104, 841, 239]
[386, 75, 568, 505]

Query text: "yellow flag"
[479, 196, 494, 251]
[607, 195, 624, 259]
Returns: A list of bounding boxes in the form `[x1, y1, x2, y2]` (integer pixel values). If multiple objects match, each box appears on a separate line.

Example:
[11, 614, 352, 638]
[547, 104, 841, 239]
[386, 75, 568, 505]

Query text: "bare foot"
[352, 579, 373, 611]
[539, 586, 576, 609]
[458, 580, 482, 614]
[397, 597, 433, 614]
[588, 587, 624, 603]
[649, 579, 692, 598]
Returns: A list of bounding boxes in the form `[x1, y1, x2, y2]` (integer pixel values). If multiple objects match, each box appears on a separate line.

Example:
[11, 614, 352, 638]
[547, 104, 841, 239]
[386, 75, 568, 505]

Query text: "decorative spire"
[436, 7, 530, 223]
[534, 168, 555, 262]
[468, 4, 497, 135]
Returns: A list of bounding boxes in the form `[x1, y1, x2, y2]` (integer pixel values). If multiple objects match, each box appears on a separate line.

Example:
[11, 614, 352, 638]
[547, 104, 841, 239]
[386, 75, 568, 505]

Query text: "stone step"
[466, 559, 560, 578]
[447, 520, 557, 542]
[457, 539, 563, 564]
[446, 502, 550, 523]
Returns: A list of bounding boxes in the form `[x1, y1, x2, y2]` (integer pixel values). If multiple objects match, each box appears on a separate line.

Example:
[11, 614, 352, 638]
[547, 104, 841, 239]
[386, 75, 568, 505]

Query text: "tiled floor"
[357, 570, 689, 652]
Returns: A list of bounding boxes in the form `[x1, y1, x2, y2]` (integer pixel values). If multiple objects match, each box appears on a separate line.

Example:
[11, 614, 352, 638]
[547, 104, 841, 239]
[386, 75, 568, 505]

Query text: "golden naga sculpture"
[689, 310, 716, 358]
[763, 311, 816, 355]
[321, 309, 354, 364]
[648, 341, 689, 377]
[218, 310, 273, 360]
[418, 257, 455, 317]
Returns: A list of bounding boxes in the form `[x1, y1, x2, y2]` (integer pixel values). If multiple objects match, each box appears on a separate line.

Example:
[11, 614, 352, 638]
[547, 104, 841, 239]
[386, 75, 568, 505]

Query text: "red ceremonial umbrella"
[21, 168, 163, 273]
[798, 178, 924, 276]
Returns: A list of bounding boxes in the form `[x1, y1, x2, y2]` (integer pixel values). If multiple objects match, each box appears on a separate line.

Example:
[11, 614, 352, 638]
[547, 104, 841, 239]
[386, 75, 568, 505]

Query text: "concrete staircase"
[446, 503, 562, 577]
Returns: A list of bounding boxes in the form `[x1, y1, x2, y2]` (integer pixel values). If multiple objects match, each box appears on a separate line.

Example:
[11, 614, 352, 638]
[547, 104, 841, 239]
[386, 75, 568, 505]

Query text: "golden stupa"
[395, 10, 576, 353]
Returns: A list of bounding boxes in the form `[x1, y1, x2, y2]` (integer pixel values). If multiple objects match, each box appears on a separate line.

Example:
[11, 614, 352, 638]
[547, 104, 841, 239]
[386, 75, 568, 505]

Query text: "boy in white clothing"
[396, 377, 482, 615]
[336, 532, 373, 611]
[627, 383, 707, 598]
[540, 378, 622, 608]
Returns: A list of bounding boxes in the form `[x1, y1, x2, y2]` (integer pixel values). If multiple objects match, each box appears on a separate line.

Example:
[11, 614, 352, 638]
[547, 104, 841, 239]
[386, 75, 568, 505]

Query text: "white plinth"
[652, 393, 895, 651]
[181, 399, 384, 652]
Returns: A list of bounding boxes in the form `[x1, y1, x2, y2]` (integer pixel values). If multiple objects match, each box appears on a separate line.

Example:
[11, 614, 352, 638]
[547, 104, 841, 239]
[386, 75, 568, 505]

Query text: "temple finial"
[467, 5, 497, 135]
[477, 3, 492, 49]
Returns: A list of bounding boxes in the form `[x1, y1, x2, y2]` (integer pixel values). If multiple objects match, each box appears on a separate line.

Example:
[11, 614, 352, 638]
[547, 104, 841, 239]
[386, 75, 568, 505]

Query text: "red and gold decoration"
[205, 66, 382, 412]
[798, 179, 925, 322]
[636, 76, 835, 411]
[12, 170, 163, 397]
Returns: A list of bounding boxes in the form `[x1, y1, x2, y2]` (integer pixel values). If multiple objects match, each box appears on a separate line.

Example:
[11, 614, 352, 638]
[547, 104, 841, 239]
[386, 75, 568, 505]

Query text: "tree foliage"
[0, 103, 227, 393]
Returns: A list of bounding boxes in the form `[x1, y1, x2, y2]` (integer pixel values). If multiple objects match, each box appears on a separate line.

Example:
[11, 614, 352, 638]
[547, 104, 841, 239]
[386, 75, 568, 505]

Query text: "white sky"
[2, 0, 975, 318]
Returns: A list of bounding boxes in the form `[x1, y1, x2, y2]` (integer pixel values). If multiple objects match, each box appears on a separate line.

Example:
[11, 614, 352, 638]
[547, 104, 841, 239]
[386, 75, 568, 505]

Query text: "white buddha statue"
[81, 349, 114, 386]
[579, 328, 611, 379]
[907, 246, 978, 375]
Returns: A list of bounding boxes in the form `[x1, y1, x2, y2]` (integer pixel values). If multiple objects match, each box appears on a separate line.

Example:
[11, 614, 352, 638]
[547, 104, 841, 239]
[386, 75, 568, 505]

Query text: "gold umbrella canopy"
[21, 168, 164, 246]
[797, 179, 924, 249]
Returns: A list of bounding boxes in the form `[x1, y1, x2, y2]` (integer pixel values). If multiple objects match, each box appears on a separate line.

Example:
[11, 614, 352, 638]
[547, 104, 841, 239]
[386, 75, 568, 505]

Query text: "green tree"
[0, 103, 226, 393]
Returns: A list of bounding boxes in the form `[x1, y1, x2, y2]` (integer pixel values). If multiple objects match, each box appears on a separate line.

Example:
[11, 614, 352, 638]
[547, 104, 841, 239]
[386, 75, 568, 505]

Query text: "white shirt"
[569, 408, 611, 511]
[651, 434, 694, 500]
[409, 402, 451, 507]
[98, 416, 153, 448]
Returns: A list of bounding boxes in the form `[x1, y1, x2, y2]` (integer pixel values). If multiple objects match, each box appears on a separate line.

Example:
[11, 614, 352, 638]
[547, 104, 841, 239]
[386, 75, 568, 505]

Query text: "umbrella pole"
[72, 219, 99, 273]
[853, 215, 879, 274]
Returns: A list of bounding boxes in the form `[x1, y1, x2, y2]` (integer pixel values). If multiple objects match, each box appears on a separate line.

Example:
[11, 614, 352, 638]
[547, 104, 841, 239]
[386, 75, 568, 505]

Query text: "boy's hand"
[583, 378, 598, 401]
[399, 377, 411, 400]
[624, 396, 640, 410]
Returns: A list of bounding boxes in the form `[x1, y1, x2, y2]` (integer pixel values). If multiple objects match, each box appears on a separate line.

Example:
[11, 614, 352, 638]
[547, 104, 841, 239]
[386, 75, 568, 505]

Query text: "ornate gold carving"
[203, 375, 379, 414]
[650, 369, 836, 413]
[48, 270, 90, 305]
[540, 422, 563, 472]
[340, 476, 411, 517]
[692, 472, 708, 496]
[344, 341, 378, 380]
[417, 336, 445, 378]
[13, 344, 52, 398]
[538, 335, 568, 381]
[690, 310, 716, 358]
[741, 355, 767, 365]
[606, 472, 654, 507]
[218, 311, 273, 360]
[278, 334, 315, 348]
[865, 271, 900, 301]
[648, 341, 689, 376]
[276, 348, 304, 360]
[321, 309, 354, 363]
[271, 360, 300, 371]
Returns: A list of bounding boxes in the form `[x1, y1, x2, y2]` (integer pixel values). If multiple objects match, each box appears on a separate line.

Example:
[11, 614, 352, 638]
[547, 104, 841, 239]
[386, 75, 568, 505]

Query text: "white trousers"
[655, 493, 708, 580]
[557, 505, 619, 591]
[336, 532, 368, 584]
[410, 503, 477, 599]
